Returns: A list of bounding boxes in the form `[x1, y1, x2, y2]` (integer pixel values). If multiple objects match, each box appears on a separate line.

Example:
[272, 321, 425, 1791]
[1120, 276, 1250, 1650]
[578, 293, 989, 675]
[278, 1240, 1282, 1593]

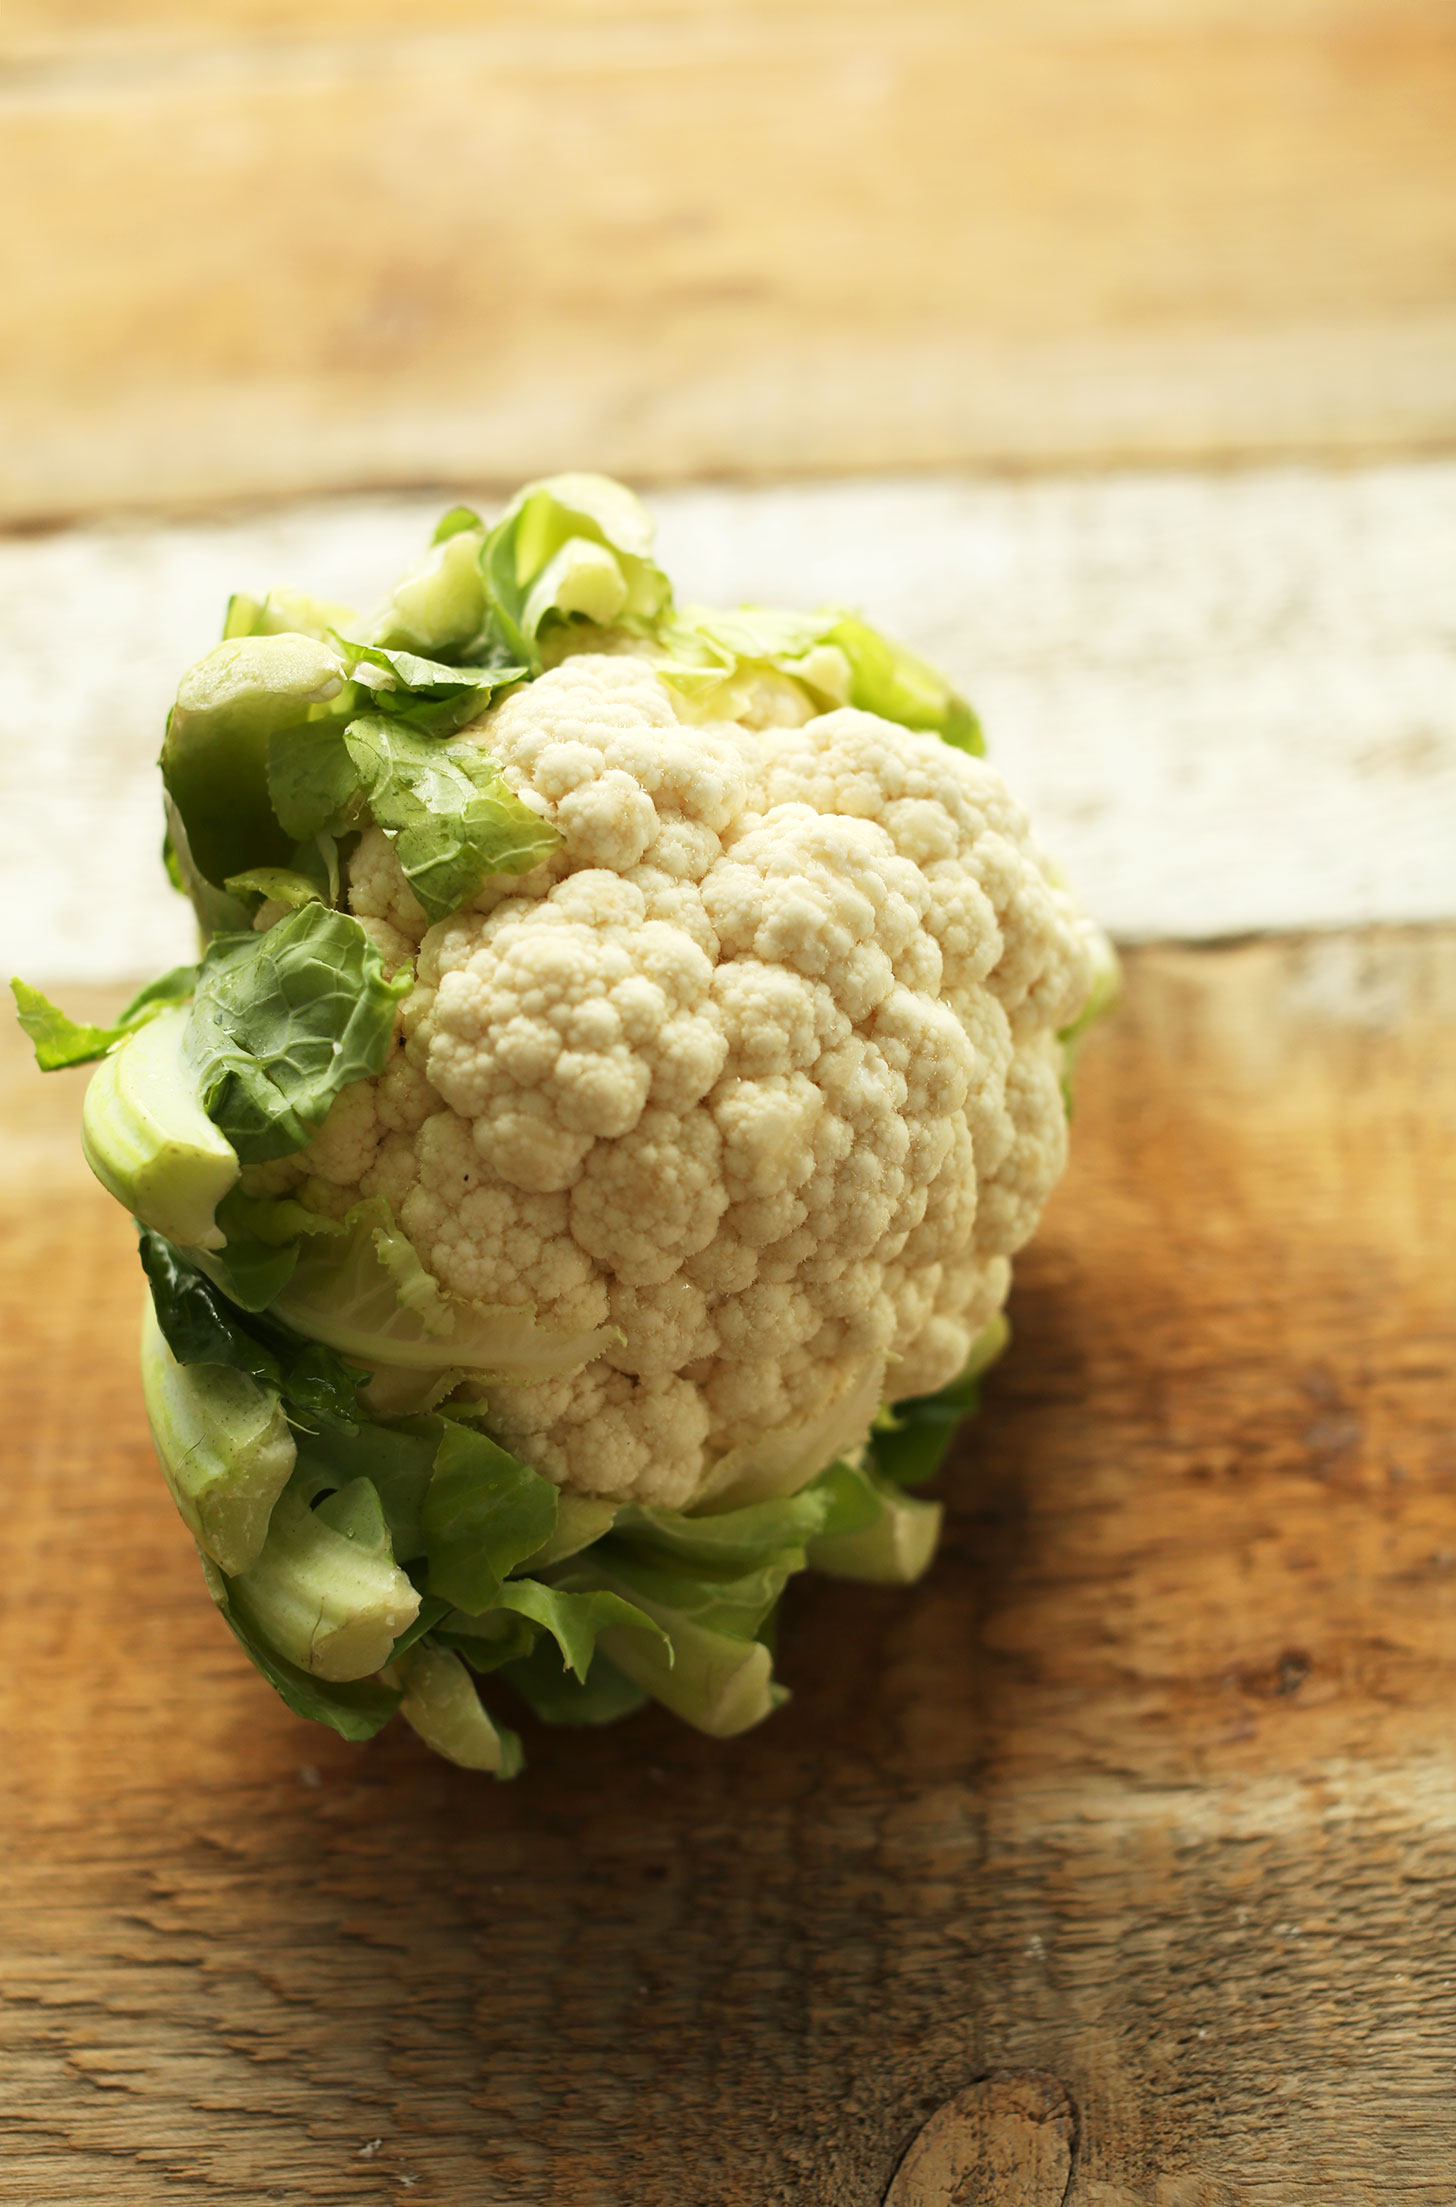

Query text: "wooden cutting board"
[4, 927, 1453, 2203]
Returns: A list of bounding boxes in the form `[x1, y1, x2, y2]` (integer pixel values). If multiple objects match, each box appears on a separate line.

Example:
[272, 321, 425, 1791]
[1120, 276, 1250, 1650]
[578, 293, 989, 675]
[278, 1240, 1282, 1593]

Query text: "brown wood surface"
[4, 1, 1456, 518]
[3, 927, 1455, 2202]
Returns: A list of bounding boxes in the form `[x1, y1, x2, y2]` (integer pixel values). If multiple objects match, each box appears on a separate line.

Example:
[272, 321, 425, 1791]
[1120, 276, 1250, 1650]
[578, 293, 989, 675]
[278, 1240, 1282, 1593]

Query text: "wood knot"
[884, 2071, 1077, 2207]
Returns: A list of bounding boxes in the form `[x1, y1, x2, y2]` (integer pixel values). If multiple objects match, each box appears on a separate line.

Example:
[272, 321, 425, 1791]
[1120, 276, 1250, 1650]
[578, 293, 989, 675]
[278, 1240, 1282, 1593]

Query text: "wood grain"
[2, 2, 1455, 517]
[3, 927, 1455, 2201]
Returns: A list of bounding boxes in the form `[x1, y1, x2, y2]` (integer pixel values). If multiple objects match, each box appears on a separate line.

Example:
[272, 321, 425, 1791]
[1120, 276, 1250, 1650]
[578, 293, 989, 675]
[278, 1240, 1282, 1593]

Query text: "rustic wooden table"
[4, 932, 1453, 2203]
[5, 1, 1456, 2195]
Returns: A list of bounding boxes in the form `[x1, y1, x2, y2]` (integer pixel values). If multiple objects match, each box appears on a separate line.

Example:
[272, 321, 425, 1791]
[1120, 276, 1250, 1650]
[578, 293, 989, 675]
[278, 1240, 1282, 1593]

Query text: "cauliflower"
[20, 473, 1113, 1774]
[272, 654, 1092, 1510]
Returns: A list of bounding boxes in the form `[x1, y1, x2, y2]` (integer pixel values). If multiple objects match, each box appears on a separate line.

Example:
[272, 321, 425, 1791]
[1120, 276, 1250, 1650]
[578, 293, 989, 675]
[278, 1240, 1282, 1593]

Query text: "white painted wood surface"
[3, 462, 1453, 984]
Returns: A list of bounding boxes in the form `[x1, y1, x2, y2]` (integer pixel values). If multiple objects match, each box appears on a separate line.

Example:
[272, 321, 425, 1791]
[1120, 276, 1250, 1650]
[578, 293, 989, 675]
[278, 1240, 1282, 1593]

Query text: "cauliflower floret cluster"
[289, 654, 1094, 1508]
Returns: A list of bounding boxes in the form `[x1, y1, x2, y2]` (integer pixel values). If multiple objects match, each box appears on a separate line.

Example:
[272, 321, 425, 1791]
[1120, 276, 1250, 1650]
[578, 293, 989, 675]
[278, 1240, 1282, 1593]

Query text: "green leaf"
[501, 1639, 648, 1728]
[222, 594, 262, 641]
[825, 614, 983, 754]
[797, 1459, 886, 1539]
[392, 1641, 523, 1775]
[804, 1461, 943, 1584]
[218, 1595, 402, 1740]
[162, 633, 348, 888]
[332, 634, 525, 698]
[517, 1492, 618, 1570]
[480, 473, 671, 670]
[542, 1531, 805, 1737]
[676, 605, 833, 664]
[141, 1227, 281, 1389]
[267, 715, 365, 843]
[11, 966, 197, 1072]
[276, 1339, 372, 1431]
[207, 1185, 344, 1310]
[305, 831, 343, 907]
[612, 1485, 839, 1572]
[432, 504, 484, 545]
[522, 537, 631, 634]
[209, 1177, 355, 1316]
[658, 603, 980, 750]
[521, 1551, 781, 1736]
[492, 1578, 670, 1683]
[357, 1365, 476, 1420]
[869, 1390, 970, 1490]
[388, 1595, 451, 1660]
[576, 1540, 802, 1641]
[377, 525, 490, 656]
[594, 1598, 782, 1738]
[871, 1315, 1009, 1489]
[224, 1481, 420, 1686]
[420, 1420, 559, 1613]
[140, 1299, 297, 1575]
[311, 1473, 392, 1555]
[140, 1229, 368, 1430]
[372, 685, 517, 738]
[224, 586, 360, 643]
[659, 601, 979, 750]
[342, 713, 560, 923]
[80, 1007, 239, 1251]
[201, 1236, 302, 1312]
[291, 1416, 439, 1564]
[162, 794, 256, 939]
[435, 1608, 540, 1674]
[222, 867, 325, 912]
[215, 1188, 347, 1249]
[183, 903, 410, 1164]
[341, 635, 525, 735]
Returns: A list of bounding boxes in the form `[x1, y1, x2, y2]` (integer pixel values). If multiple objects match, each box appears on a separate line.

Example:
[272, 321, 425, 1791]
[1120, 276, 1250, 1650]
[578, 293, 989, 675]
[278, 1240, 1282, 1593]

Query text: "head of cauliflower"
[267, 650, 1096, 1512]
[20, 476, 1116, 1770]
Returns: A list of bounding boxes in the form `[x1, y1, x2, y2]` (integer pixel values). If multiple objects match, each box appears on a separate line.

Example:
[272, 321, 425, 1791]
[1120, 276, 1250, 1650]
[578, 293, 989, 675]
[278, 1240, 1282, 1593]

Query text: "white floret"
[319, 653, 1096, 1504]
[350, 826, 430, 945]
[298, 1079, 384, 1188]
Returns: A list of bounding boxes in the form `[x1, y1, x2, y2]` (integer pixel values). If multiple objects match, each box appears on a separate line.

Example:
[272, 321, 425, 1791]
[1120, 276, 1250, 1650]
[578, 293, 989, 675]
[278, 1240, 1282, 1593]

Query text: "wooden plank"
[2, 927, 1455, 2201]
[4, 0, 1450, 54]
[5, 462, 1454, 984]
[2, 4, 1455, 516]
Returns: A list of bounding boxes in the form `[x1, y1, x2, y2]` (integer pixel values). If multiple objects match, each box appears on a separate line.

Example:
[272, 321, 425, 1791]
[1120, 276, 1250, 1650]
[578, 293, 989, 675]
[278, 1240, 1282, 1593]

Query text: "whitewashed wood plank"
[2, 461, 1453, 984]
